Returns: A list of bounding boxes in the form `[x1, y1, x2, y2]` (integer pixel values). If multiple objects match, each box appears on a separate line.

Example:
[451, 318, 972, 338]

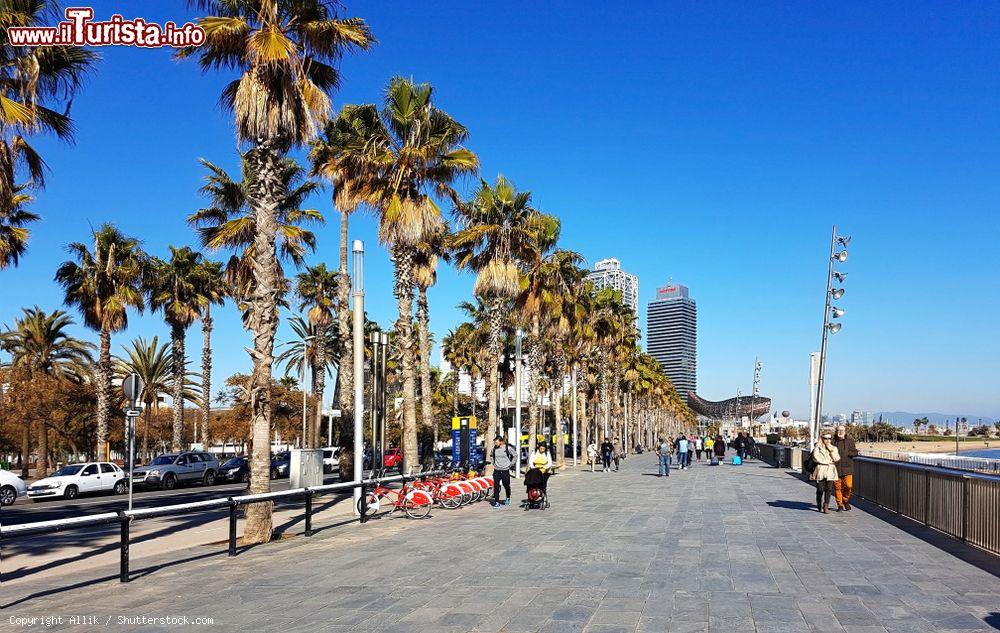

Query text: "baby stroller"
[523, 467, 550, 510]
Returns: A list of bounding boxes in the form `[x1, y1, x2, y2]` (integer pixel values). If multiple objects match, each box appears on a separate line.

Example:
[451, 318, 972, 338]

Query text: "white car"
[27, 462, 127, 501]
[0, 469, 27, 506]
[322, 447, 341, 474]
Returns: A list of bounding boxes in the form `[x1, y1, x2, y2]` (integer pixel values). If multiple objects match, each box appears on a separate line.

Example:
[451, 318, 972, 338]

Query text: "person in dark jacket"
[832, 425, 859, 511]
[713, 435, 727, 462]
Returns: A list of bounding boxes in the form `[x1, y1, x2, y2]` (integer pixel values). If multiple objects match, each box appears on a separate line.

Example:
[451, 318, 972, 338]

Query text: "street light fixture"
[831, 288, 845, 300]
[836, 236, 852, 247]
[834, 250, 848, 263]
[832, 271, 848, 283]
[831, 307, 845, 319]
[812, 226, 852, 446]
[827, 322, 842, 334]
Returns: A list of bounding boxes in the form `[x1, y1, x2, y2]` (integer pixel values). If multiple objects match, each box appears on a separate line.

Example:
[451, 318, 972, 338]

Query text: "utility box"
[290, 449, 324, 488]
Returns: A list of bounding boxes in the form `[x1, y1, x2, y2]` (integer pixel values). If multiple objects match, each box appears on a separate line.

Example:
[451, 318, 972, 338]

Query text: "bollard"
[119, 512, 130, 583]
[228, 501, 238, 556]
[304, 492, 313, 537]
[359, 482, 368, 524]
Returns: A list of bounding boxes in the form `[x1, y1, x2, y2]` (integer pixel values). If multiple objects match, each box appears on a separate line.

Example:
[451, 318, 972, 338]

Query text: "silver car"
[132, 451, 220, 489]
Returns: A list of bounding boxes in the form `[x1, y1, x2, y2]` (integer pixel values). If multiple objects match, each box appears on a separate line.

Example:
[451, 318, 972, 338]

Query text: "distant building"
[646, 284, 697, 402]
[587, 258, 639, 314]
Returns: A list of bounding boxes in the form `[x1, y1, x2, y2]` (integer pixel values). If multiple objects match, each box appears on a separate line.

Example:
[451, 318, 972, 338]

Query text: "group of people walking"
[809, 424, 859, 513]
[652, 433, 731, 476]
[585, 439, 626, 472]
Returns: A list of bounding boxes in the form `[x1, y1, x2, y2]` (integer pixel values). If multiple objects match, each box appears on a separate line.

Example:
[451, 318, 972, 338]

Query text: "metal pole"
[378, 332, 388, 470]
[572, 364, 578, 466]
[369, 331, 379, 462]
[127, 413, 135, 512]
[514, 330, 522, 479]
[813, 224, 836, 447]
[352, 240, 365, 514]
[301, 345, 308, 448]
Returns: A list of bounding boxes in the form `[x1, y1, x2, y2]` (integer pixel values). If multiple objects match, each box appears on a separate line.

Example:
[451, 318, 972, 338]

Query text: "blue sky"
[3, 1, 999, 420]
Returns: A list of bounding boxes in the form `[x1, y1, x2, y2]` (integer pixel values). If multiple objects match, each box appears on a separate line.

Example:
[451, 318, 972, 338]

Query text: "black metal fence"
[853, 457, 1000, 557]
[758, 443, 792, 468]
[0, 470, 441, 585]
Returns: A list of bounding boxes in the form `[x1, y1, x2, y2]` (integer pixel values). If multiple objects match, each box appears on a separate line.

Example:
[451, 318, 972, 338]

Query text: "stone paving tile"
[4, 455, 999, 633]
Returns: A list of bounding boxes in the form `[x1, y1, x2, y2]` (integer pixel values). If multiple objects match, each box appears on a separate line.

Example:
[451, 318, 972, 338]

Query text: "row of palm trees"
[0, 1, 694, 544]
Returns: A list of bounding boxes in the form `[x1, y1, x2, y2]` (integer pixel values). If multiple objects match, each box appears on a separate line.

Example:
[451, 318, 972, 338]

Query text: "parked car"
[27, 462, 126, 501]
[132, 451, 220, 490]
[321, 447, 340, 474]
[0, 468, 27, 506]
[270, 452, 290, 479]
[383, 447, 402, 468]
[217, 456, 250, 484]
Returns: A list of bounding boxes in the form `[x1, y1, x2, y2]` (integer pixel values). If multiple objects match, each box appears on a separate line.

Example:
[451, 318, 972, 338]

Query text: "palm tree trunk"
[527, 317, 541, 456]
[201, 307, 213, 446]
[313, 345, 326, 449]
[37, 418, 48, 478]
[142, 401, 152, 463]
[393, 247, 419, 473]
[336, 205, 354, 451]
[417, 287, 434, 438]
[555, 370, 565, 469]
[486, 298, 503, 440]
[171, 322, 186, 452]
[96, 327, 112, 460]
[242, 139, 283, 545]
[21, 419, 30, 478]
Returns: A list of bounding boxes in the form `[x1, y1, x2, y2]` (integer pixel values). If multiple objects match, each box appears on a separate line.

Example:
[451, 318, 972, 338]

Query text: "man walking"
[490, 436, 516, 507]
[600, 438, 614, 472]
[832, 425, 859, 511]
[675, 434, 690, 470]
[655, 436, 671, 477]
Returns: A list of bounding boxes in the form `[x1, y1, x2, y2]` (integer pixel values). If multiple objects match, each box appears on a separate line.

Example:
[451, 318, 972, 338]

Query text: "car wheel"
[162, 474, 177, 490]
[64, 485, 79, 500]
[113, 480, 127, 495]
[241, 471, 250, 484]
[0, 485, 16, 506]
[204, 471, 216, 486]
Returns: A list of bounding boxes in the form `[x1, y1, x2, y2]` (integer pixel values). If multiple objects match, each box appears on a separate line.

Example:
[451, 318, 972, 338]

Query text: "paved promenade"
[4, 454, 999, 632]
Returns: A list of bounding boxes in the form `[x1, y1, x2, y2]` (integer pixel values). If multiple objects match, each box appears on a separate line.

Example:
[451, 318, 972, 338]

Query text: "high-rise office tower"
[646, 284, 697, 401]
[587, 258, 639, 314]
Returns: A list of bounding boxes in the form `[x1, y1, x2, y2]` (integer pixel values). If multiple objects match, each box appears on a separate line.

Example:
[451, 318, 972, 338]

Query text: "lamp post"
[352, 240, 365, 514]
[571, 363, 578, 467]
[300, 334, 314, 448]
[812, 225, 851, 446]
[514, 329, 523, 479]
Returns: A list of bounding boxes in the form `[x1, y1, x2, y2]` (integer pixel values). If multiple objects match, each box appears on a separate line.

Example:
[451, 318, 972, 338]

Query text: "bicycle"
[357, 468, 434, 519]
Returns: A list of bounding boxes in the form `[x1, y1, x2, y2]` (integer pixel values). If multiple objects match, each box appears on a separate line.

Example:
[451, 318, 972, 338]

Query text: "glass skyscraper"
[646, 284, 697, 402]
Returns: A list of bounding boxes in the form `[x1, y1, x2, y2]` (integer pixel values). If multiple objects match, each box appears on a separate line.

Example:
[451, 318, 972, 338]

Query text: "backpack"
[732, 455, 742, 466]
[804, 452, 817, 475]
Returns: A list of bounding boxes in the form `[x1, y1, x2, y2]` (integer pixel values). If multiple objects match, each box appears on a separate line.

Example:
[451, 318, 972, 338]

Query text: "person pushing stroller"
[524, 442, 554, 509]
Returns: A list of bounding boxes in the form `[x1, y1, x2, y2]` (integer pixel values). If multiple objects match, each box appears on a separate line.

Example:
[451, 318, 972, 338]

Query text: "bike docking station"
[290, 449, 324, 489]
[451, 415, 480, 465]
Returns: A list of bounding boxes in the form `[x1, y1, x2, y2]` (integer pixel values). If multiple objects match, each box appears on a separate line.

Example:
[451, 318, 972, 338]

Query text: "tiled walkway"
[5, 454, 999, 632]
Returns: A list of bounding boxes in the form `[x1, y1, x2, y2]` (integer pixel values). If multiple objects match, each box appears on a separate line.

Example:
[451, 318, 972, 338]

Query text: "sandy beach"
[858, 439, 997, 454]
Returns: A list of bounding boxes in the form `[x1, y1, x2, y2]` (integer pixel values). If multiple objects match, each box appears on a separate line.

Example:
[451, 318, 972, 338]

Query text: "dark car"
[218, 456, 250, 484]
[270, 452, 290, 479]
[132, 451, 220, 490]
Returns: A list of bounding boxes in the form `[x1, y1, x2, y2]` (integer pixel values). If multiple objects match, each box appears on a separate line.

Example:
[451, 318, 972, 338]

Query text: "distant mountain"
[876, 411, 997, 427]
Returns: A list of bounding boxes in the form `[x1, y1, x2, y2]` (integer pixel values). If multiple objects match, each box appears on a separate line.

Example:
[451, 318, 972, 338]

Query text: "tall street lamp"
[514, 329, 523, 479]
[352, 240, 365, 514]
[812, 226, 851, 446]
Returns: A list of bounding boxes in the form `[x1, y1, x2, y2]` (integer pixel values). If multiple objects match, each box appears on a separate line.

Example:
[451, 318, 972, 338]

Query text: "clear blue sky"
[3, 1, 998, 420]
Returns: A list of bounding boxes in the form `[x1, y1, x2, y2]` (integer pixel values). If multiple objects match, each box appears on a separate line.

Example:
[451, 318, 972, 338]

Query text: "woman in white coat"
[811, 432, 840, 513]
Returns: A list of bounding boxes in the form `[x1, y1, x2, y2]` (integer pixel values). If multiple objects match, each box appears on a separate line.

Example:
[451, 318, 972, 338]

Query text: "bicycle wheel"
[404, 496, 432, 519]
[357, 491, 381, 517]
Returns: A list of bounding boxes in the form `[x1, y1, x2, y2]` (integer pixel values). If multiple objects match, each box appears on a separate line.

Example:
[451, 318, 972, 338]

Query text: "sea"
[961, 448, 1000, 459]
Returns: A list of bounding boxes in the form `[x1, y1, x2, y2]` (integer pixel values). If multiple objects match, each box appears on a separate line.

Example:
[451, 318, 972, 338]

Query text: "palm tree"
[338, 77, 478, 471]
[182, 0, 373, 543]
[277, 316, 340, 446]
[147, 246, 210, 451]
[1, 307, 94, 475]
[295, 264, 338, 448]
[0, 185, 39, 270]
[55, 224, 146, 460]
[413, 224, 448, 438]
[0, 1, 96, 207]
[114, 336, 198, 461]
[452, 175, 550, 442]
[196, 259, 226, 444]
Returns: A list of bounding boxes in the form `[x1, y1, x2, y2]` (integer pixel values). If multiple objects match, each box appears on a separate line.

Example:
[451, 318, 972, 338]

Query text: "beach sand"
[858, 439, 997, 454]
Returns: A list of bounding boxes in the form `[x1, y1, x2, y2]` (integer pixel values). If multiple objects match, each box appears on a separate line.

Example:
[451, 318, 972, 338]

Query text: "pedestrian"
[746, 434, 757, 460]
[832, 424, 858, 511]
[704, 435, 714, 463]
[694, 435, 703, 462]
[490, 436, 516, 508]
[655, 436, 671, 477]
[600, 438, 614, 472]
[675, 434, 690, 470]
[713, 434, 726, 463]
[810, 431, 840, 513]
[612, 440, 622, 471]
[734, 432, 746, 462]
[587, 441, 598, 472]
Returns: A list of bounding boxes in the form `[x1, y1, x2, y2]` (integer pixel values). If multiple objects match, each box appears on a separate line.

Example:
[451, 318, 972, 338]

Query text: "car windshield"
[150, 455, 177, 466]
[51, 465, 84, 477]
[222, 458, 244, 468]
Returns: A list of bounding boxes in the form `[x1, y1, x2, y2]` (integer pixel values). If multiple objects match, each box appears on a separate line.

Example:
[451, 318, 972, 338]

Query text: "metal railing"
[859, 449, 1000, 474]
[0, 470, 442, 585]
[758, 444, 792, 468]
[854, 457, 1000, 556]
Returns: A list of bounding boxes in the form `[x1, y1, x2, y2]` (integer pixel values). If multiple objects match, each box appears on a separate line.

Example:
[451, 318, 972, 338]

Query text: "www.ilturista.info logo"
[7, 7, 205, 48]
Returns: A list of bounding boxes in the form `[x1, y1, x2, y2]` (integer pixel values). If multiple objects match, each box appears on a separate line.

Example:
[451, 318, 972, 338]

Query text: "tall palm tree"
[196, 259, 226, 444]
[1, 307, 94, 475]
[0, 185, 39, 270]
[182, 0, 374, 543]
[309, 104, 387, 440]
[277, 315, 340, 446]
[341, 77, 479, 471]
[452, 175, 549, 442]
[295, 263, 338, 447]
[413, 223, 448, 437]
[0, 1, 97, 208]
[147, 246, 210, 451]
[55, 224, 146, 460]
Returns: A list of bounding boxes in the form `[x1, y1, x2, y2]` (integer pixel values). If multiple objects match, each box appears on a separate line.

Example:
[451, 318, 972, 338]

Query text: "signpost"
[122, 373, 144, 512]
